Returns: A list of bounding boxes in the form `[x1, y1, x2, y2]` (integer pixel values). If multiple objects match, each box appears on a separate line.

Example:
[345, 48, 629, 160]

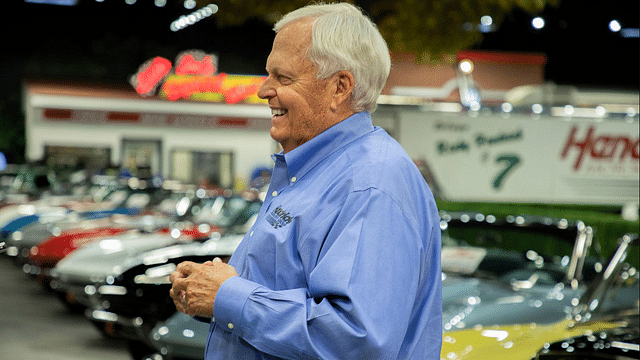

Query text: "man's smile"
[271, 108, 288, 117]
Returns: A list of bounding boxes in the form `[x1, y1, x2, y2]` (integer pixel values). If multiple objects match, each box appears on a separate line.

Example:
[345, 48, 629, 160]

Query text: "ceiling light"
[532, 17, 545, 30]
[609, 20, 622, 32]
[171, 4, 218, 32]
[481, 15, 493, 26]
[458, 60, 474, 74]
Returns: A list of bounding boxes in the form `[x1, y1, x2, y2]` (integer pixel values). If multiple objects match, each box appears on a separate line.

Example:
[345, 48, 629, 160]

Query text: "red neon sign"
[130, 51, 265, 104]
[174, 53, 216, 76]
[131, 51, 218, 98]
[162, 73, 227, 101]
[132, 57, 173, 97]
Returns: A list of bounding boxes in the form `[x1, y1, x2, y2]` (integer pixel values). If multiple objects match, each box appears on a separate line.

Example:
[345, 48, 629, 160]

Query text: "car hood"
[54, 231, 181, 281]
[131, 234, 244, 269]
[441, 273, 585, 330]
[31, 227, 136, 261]
[54, 233, 243, 282]
[441, 318, 625, 360]
[28, 214, 176, 254]
[0, 201, 57, 226]
[15, 215, 117, 249]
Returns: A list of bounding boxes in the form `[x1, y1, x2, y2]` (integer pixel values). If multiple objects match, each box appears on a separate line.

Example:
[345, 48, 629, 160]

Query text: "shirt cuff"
[212, 276, 262, 335]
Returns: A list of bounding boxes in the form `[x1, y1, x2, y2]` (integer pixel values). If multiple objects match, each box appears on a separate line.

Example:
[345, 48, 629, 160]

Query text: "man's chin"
[270, 129, 287, 149]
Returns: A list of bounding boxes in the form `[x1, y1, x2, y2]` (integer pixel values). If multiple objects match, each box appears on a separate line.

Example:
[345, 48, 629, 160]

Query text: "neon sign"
[132, 57, 172, 96]
[130, 50, 266, 104]
[174, 53, 215, 76]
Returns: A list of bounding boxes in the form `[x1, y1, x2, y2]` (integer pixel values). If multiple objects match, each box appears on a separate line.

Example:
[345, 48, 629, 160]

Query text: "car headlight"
[134, 274, 171, 284]
[11, 231, 23, 241]
[98, 285, 127, 295]
[6, 246, 18, 257]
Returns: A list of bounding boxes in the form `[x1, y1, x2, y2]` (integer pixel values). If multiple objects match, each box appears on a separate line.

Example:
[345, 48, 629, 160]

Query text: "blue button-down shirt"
[207, 111, 442, 359]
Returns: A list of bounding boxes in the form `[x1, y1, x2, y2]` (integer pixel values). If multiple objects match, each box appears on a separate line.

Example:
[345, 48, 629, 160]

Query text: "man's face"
[257, 20, 335, 153]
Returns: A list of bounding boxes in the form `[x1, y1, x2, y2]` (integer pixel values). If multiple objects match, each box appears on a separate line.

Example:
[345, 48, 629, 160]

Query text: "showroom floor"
[0, 256, 131, 360]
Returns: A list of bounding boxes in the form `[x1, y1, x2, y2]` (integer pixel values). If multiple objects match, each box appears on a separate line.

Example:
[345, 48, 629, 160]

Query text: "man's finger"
[175, 261, 197, 275]
[169, 270, 184, 283]
[169, 287, 181, 300]
[171, 277, 188, 296]
[172, 292, 187, 314]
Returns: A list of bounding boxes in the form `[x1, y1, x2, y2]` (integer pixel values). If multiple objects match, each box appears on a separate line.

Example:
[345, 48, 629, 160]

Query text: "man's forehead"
[273, 20, 312, 50]
[266, 22, 313, 72]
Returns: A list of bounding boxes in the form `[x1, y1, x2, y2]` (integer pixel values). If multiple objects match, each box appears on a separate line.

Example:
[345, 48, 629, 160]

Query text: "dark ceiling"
[1, 0, 638, 105]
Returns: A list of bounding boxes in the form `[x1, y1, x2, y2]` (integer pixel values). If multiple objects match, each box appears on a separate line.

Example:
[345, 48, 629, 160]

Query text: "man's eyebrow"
[266, 66, 292, 77]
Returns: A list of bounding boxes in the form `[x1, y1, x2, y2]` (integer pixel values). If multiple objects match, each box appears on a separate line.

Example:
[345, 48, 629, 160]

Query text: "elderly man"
[170, 2, 442, 359]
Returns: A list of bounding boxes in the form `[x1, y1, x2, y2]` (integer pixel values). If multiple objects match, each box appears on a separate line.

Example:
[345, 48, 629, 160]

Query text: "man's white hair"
[274, 2, 391, 113]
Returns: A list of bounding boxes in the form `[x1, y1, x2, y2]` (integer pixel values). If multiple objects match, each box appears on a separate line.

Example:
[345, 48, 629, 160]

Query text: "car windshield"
[440, 213, 595, 286]
[155, 192, 194, 216]
[194, 196, 260, 228]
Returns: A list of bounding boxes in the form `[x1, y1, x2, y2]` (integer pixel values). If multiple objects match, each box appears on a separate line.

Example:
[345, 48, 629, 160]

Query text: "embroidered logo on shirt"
[266, 205, 293, 229]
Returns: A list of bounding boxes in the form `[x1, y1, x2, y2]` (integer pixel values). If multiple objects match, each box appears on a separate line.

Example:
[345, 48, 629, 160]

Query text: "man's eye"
[278, 76, 292, 84]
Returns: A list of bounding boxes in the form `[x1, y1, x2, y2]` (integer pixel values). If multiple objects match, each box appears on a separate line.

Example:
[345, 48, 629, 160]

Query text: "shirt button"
[272, 191, 278, 197]
[227, 323, 234, 330]
[291, 176, 296, 183]
[250, 231, 254, 237]
[211, 317, 215, 322]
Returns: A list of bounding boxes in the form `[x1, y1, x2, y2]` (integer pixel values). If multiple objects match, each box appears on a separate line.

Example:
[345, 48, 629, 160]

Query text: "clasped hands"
[169, 257, 238, 317]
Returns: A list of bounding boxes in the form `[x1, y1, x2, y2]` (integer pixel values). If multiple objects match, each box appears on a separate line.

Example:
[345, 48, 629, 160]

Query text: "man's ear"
[330, 70, 354, 111]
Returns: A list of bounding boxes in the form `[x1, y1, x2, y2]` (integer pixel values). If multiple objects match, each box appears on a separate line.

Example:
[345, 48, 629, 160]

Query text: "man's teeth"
[271, 109, 287, 116]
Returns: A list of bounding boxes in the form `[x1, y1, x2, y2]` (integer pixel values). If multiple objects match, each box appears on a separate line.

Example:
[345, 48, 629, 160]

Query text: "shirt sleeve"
[212, 188, 437, 359]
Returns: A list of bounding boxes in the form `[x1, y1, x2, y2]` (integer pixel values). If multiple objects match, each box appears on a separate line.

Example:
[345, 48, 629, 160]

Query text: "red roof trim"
[456, 50, 547, 65]
[107, 112, 140, 122]
[43, 108, 72, 119]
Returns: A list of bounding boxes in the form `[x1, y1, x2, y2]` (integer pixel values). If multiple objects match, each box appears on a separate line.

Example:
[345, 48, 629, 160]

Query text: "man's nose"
[257, 77, 276, 99]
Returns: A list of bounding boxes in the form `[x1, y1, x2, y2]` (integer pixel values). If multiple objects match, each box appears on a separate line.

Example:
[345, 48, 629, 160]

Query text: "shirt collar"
[272, 111, 374, 181]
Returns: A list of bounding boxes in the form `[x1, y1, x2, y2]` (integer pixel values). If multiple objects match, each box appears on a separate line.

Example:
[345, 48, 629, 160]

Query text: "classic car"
[3, 184, 159, 263]
[0, 173, 106, 237]
[144, 212, 615, 360]
[50, 193, 261, 311]
[24, 188, 216, 288]
[439, 211, 605, 331]
[89, 233, 245, 359]
[70, 194, 261, 358]
[0, 165, 62, 207]
[439, 233, 638, 360]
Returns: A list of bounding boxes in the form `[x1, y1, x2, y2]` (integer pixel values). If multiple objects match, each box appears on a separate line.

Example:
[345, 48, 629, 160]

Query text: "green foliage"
[196, 0, 560, 62]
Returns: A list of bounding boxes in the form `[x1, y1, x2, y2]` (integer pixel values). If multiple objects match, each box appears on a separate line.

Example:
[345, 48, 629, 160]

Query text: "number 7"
[493, 154, 521, 190]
